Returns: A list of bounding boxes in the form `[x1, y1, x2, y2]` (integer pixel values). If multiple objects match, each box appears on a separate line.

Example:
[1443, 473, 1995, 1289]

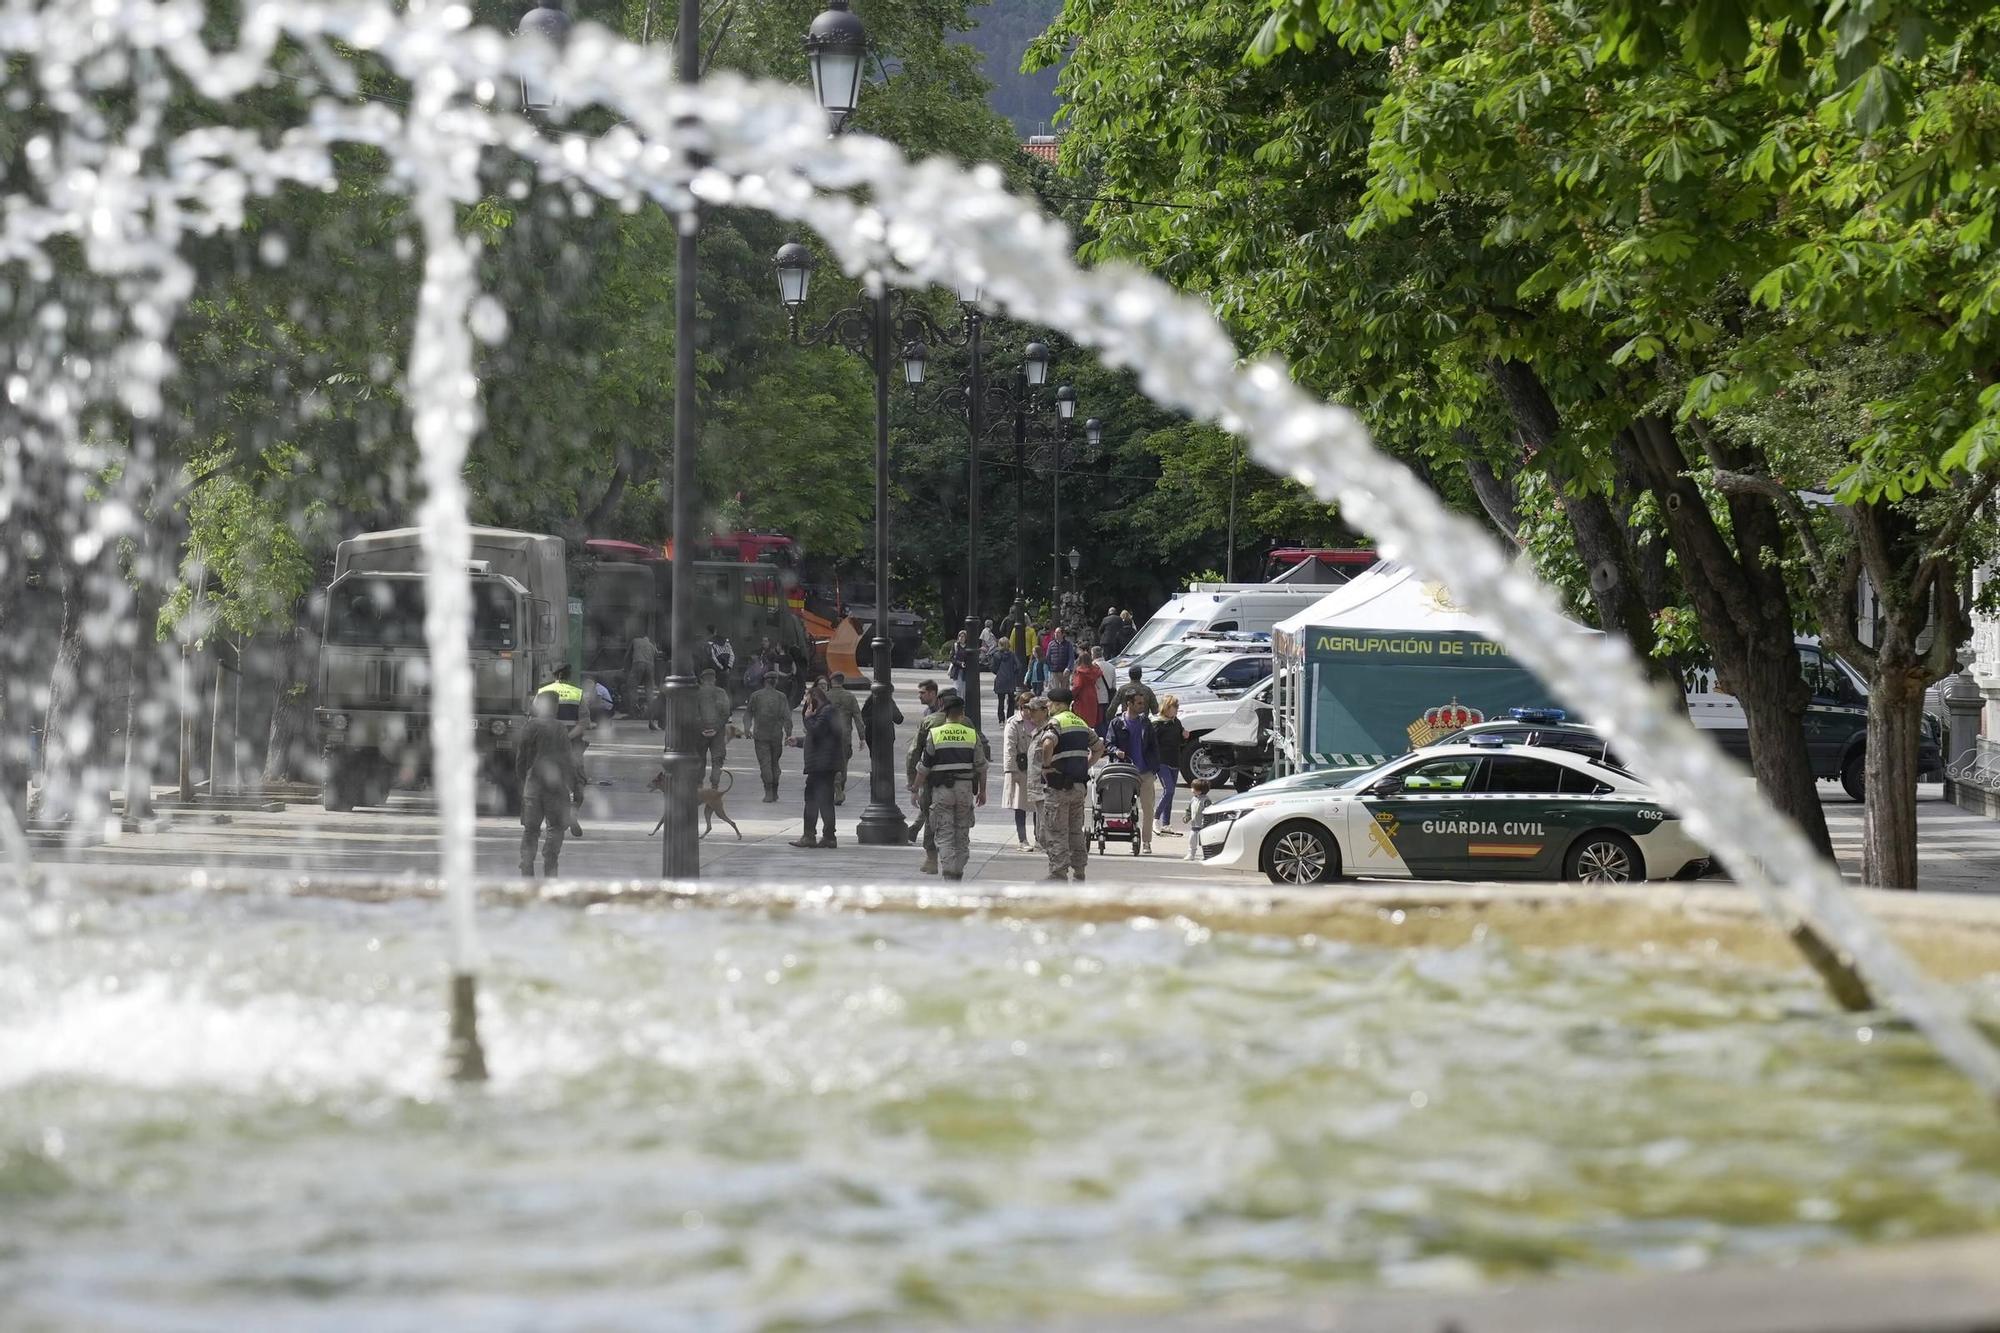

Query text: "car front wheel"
[1184, 742, 1229, 785]
[1260, 820, 1339, 886]
[1565, 830, 1643, 884]
[1841, 750, 1866, 802]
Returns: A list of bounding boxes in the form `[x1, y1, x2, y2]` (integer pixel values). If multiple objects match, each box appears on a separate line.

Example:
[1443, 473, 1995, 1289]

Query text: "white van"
[1115, 584, 1332, 668]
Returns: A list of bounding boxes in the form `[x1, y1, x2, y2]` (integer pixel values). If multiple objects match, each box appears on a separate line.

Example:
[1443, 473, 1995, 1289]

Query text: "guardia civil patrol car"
[1196, 739, 1710, 885]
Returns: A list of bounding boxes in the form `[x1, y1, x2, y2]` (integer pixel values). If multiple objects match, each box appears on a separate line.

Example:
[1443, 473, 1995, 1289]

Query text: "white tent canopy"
[1272, 560, 1568, 639]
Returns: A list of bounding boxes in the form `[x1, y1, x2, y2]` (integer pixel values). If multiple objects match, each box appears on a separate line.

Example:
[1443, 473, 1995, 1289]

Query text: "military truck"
[317, 528, 568, 813]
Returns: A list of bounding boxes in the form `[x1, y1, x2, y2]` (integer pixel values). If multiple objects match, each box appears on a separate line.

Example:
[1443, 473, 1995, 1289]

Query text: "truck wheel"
[322, 755, 355, 813]
[1260, 820, 1338, 885]
[1565, 830, 1642, 884]
[1841, 750, 1866, 802]
[1184, 742, 1228, 785]
[359, 757, 393, 809]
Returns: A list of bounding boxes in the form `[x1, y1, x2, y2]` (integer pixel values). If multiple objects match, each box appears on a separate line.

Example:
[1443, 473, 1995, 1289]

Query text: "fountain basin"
[3, 872, 1998, 1331]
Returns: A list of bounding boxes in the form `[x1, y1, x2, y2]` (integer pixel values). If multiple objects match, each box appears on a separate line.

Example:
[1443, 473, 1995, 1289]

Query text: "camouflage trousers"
[1039, 785, 1088, 878]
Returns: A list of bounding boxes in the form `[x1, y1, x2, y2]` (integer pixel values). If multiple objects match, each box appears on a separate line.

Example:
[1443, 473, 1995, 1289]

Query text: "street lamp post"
[775, 242, 963, 844]
[1017, 341, 1049, 601]
[655, 0, 705, 877]
[904, 319, 1055, 735]
[1048, 383, 1076, 607]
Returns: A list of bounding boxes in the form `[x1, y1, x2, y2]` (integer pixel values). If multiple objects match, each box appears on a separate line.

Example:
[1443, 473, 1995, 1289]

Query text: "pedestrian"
[696, 667, 734, 785]
[705, 624, 737, 700]
[1098, 605, 1123, 653]
[1152, 693, 1186, 838]
[979, 619, 997, 659]
[1111, 664, 1158, 718]
[1044, 624, 1076, 678]
[913, 693, 987, 880]
[1036, 684, 1102, 881]
[536, 666, 591, 837]
[860, 681, 903, 753]
[1025, 636, 1050, 694]
[515, 691, 581, 878]
[990, 640, 1023, 727]
[949, 629, 974, 698]
[791, 683, 841, 848]
[904, 679, 946, 870]
[627, 633, 658, 722]
[1002, 691, 1044, 850]
[746, 670, 793, 802]
[1071, 648, 1105, 732]
[824, 670, 861, 803]
[1105, 692, 1159, 854]
[1184, 778, 1213, 861]
[1000, 598, 1030, 653]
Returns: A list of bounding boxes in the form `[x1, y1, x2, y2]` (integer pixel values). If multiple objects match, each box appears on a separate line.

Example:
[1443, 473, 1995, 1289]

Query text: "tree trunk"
[1622, 414, 1832, 857]
[1863, 656, 1926, 888]
[1486, 361, 1665, 669]
[1462, 453, 1522, 544]
[264, 609, 321, 784]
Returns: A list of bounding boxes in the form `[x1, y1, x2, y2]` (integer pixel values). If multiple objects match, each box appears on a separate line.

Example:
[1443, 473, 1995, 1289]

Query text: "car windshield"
[328, 576, 519, 649]
[1121, 616, 1197, 659]
[1156, 654, 1260, 688]
[1136, 642, 1200, 674]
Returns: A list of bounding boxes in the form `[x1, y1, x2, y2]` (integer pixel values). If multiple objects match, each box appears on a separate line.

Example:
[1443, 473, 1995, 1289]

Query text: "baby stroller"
[1090, 762, 1145, 855]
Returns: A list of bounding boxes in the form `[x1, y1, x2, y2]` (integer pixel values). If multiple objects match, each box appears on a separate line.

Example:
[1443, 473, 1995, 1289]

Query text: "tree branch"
[700, 1, 738, 76]
[1710, 469, 1830, 570]
[1912, 469, 2000, 605]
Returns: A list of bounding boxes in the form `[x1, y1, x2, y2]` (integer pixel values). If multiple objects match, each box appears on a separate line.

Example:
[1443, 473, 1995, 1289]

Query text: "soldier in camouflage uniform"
[746, 673, 794, 801]
[696, 668, 734, 785]
[515, 692, 582, 877]
[1036, 684, 1103, 881]
[824, 670, 862, 803]
[913, 695, 989, 881]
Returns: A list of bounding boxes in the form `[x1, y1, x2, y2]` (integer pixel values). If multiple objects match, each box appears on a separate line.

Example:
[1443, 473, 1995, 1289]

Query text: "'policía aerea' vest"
[1047, 711, 1093, 783]
[537, 680, 583, 722]
[925, 720, 980, 783]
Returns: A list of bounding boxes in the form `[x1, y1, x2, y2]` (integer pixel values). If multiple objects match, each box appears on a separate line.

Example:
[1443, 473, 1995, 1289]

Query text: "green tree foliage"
[1034, 0, 2000, 881]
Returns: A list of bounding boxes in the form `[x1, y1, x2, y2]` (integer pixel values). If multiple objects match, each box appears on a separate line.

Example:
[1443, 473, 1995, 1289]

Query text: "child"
[1184, 779, 1213, 861]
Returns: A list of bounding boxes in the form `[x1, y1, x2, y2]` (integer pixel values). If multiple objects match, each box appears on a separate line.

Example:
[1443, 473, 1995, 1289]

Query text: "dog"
[650, 766, 741, 840]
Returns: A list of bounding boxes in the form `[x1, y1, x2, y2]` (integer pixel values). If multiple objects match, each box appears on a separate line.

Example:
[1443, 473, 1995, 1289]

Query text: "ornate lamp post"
[774, 241, 960, 844]
[1048, 383, 1076, 605]
[902, 321, 1055, 734]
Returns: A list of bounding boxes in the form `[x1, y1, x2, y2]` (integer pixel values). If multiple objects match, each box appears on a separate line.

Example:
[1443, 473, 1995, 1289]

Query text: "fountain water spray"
[2, 0, 1998, 1101]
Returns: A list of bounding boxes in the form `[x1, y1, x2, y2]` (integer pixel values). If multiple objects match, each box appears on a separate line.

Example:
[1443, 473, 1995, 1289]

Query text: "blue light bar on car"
[1507, 707, 1568, 723]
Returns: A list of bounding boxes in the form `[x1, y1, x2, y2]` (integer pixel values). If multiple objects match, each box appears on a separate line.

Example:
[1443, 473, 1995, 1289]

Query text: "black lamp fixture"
[806, 0, 869, 133]
[1054, 383, 1077, 422]
[901, 340, 929, 387]
[774, 241, 816, 311]
[1023, 340, 1050, 388]
[1084, 416, 1103, 449]
[516, 2, 572, 113]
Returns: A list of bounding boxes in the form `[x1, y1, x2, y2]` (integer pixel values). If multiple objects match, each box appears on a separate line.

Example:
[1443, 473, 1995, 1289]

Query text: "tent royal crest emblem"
[1422, 581, 1462, 614]
[1406, 698, 1485, 748]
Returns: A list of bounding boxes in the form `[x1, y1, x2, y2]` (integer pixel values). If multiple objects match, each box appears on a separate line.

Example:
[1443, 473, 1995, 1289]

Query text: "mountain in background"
[959, 0, 1064, 136]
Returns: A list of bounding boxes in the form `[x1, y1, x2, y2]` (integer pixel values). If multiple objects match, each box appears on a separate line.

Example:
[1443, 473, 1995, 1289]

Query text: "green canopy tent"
[1270, 563, 1593, 772]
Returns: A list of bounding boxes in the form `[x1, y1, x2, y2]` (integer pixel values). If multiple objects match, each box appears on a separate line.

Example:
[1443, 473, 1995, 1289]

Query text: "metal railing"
[1945, 737, 2000, 791]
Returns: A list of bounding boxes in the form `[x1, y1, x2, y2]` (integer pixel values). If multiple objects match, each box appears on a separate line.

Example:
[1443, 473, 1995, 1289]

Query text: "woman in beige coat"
[1001, 692, 1046, 849]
